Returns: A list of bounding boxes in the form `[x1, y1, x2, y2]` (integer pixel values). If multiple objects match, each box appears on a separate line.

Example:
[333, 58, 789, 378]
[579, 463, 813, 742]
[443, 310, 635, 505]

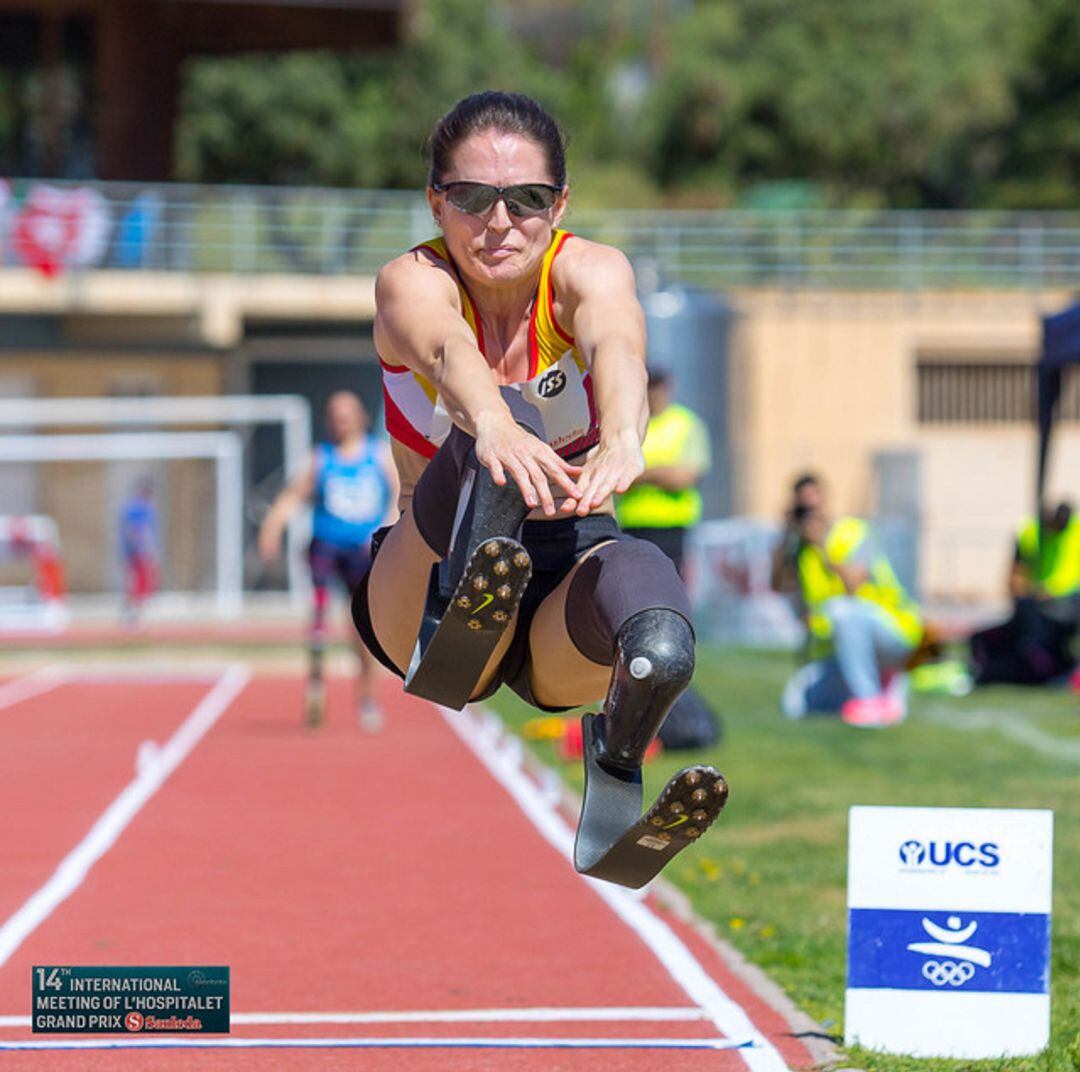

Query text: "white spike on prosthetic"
[573, 610, 728, 888]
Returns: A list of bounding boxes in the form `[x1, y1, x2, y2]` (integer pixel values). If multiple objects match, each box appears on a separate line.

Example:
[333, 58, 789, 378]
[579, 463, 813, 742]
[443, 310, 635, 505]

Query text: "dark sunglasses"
[432, 181, 563, 218]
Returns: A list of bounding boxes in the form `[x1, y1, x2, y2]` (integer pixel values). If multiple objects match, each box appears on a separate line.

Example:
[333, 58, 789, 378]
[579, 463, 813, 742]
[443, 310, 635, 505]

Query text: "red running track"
[0, 665, 816, 1070]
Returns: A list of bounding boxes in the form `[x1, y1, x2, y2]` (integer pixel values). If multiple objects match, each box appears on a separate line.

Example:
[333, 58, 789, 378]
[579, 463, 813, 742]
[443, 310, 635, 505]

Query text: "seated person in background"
[779, 497, 924, 728]
[969, 501, 1080, 687]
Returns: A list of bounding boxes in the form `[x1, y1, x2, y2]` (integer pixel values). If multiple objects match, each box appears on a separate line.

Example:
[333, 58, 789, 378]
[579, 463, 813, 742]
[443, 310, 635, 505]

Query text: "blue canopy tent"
[1036, 300, 1080, 516]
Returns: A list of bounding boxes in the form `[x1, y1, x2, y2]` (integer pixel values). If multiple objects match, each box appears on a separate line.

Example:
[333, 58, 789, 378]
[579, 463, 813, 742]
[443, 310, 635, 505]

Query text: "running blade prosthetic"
[304, 679, 326, 729]
[574, 712, 728, 889]
[405, 537, 531, 710]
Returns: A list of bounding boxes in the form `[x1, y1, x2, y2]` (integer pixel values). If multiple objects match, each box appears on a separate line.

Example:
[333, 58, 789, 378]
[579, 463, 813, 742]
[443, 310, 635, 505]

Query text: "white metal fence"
[3, 178, 1080, 288]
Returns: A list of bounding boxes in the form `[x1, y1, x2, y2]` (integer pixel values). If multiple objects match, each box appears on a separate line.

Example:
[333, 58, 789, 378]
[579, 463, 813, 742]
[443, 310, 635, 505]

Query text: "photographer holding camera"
[771, 473, 825, 606]
[773, 473, 923, 728]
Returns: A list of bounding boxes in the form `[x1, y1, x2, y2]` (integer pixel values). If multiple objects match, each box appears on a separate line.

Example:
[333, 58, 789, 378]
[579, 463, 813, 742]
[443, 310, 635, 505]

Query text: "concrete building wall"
[0, 350, 223, 399]
[727, 289, 1080, 604]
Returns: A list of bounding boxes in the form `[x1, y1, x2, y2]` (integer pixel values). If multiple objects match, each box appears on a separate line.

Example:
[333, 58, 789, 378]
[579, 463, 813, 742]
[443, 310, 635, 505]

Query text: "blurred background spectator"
[118, 477, 158, 627]
[776, 480, 924, 728]
[618, 365, 721, 751]
[969, 502, 1080, 687]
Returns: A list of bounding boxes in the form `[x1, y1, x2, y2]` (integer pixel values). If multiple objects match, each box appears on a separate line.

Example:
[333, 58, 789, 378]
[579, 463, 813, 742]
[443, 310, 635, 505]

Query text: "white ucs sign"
[845, 806, 1052, 1059]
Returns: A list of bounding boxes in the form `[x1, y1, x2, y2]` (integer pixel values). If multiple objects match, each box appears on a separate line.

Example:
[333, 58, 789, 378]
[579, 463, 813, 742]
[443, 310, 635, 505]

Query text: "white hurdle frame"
[0, 432, 244, 617]
[0, 395, 311, 601]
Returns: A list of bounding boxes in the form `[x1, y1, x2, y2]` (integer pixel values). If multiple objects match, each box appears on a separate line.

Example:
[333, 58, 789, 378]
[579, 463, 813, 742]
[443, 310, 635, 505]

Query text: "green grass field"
[489, 647, 1080, 1072]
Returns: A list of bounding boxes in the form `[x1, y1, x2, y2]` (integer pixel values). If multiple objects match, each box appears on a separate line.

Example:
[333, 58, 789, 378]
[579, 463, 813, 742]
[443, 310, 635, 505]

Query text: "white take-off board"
[845, 806, 1052, 1059]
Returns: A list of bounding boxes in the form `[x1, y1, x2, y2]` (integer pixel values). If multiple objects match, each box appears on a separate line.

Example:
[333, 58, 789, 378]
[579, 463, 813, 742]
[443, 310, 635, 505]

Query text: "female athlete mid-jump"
[352, 91, 726, 887]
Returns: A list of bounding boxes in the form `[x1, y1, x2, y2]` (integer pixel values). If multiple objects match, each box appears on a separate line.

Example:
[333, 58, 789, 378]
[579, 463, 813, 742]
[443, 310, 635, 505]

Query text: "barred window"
[917, 361, 1080, 424]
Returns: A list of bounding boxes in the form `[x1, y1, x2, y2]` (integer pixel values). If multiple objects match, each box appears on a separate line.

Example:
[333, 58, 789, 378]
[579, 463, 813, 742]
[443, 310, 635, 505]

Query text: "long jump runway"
[0, 663, 815, 1070]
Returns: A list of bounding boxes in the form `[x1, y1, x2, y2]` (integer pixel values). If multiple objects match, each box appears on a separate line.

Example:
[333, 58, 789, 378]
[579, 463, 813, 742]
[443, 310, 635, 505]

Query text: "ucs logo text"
[898, 840, 1000, 868]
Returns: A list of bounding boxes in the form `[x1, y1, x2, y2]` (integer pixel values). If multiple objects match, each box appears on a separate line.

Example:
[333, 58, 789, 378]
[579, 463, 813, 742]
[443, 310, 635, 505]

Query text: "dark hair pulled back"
[428, 91, 567, 188]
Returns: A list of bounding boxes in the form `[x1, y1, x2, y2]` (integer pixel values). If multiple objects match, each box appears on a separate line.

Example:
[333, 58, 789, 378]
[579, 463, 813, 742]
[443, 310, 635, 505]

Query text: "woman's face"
[428, 128, 567, 290]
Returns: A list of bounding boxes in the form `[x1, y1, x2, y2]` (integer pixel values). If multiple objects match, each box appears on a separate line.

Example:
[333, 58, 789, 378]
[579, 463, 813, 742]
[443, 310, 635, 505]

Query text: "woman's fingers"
[523, 456, 556, 515]
[503, 458, 540, 508]
[484, 453, 507, 487]
[476, 426, 587, 511]
[540, 454, 582, 500]
[572, 451, 642, 516]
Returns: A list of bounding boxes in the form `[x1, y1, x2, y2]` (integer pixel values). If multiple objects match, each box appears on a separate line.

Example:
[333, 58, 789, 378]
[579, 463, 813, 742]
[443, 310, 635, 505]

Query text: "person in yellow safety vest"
[1011, 504, 1080, 602]
[616, 367, 722, 751]
[616, 367, 711, 575]
[780, 503, 924, 728]
[970, 502, 1080, 687]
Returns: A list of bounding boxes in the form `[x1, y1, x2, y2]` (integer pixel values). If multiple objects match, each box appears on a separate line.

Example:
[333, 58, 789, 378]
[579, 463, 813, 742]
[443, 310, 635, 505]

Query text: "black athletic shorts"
[308, 537, 372, 593]
[351, 513, 631, 712]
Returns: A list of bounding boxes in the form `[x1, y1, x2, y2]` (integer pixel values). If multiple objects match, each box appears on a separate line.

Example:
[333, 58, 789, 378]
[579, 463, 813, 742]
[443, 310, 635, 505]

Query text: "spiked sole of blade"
[575, 712, 728, 889]
[405, 536, 532, 710]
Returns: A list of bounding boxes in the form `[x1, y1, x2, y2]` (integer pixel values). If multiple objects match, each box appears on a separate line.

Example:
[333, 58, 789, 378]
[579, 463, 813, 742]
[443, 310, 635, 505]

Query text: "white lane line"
[0, 1006, 707, 1029]
[0, 1036, 744, 1052]
[441, 706, 793, 1072]
[922, 702, 1080, 762]
[0, 664, 70, 712]
[44, 661, 239, 683]
[0, 660, 234, 714]
[0, 663, 251, 969]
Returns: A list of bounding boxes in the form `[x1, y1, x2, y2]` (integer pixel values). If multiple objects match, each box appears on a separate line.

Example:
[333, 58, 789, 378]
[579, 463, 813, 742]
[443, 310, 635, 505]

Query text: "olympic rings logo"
[921, 960, 976, 987]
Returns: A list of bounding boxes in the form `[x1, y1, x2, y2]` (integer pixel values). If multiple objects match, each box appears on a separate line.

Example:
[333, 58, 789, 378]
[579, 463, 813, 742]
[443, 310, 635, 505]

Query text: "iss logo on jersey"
[537, 367, 567, 398]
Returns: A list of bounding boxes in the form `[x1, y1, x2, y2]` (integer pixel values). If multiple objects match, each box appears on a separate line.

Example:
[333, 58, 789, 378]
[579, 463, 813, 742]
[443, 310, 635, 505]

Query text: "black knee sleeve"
[601, 609, 695, 771]
[565, 538, 693, 665]
[410, 426, 477, 558]
[563, 537, 695, 771]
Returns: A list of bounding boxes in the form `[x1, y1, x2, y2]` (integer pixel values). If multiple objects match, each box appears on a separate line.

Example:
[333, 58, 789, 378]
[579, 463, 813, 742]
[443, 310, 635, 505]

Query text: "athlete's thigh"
[526, 546, 614, 709]
[365, 509, 516, 692]
[366, 510, 440, 672]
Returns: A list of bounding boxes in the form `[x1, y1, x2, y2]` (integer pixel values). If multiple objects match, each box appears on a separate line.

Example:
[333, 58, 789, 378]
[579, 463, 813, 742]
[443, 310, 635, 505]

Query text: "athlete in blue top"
[260, 391, 398, 728]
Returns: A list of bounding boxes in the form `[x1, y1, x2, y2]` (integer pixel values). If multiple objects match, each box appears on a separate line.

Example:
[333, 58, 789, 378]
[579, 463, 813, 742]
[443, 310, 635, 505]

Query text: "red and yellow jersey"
[380, 229, 599, 463]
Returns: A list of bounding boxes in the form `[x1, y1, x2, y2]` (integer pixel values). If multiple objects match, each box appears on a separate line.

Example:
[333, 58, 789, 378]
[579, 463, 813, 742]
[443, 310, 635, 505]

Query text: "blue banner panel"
[847, 909, 1049, 994]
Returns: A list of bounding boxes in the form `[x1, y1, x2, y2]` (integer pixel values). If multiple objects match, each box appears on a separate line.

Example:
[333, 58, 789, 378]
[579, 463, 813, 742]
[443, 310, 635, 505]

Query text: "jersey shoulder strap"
[412, 236, 484, 350]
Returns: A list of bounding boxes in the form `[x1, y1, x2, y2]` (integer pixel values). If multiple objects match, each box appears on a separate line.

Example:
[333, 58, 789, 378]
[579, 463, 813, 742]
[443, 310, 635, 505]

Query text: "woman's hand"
[474, 414, 582, 516]
[564, 434, 644, 517]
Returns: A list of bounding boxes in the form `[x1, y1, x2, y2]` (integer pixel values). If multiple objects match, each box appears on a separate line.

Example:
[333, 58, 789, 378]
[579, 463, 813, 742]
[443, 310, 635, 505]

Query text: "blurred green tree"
[174, 0, 1080, 211]
[176, 0, 583, 188]
[643, 0, 1032, 207]
[990, 0, 1080, 208]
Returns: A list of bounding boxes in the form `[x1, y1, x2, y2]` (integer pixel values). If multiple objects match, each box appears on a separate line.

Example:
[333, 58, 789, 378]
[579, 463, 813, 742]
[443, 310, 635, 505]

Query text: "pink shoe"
[841, 693, 906, 728]
[1071, 669, 1080, 695]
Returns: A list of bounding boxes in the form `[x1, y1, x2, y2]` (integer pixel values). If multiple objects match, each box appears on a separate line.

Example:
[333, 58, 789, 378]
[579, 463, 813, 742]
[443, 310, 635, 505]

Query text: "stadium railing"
[2, 179, 1079, 289]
